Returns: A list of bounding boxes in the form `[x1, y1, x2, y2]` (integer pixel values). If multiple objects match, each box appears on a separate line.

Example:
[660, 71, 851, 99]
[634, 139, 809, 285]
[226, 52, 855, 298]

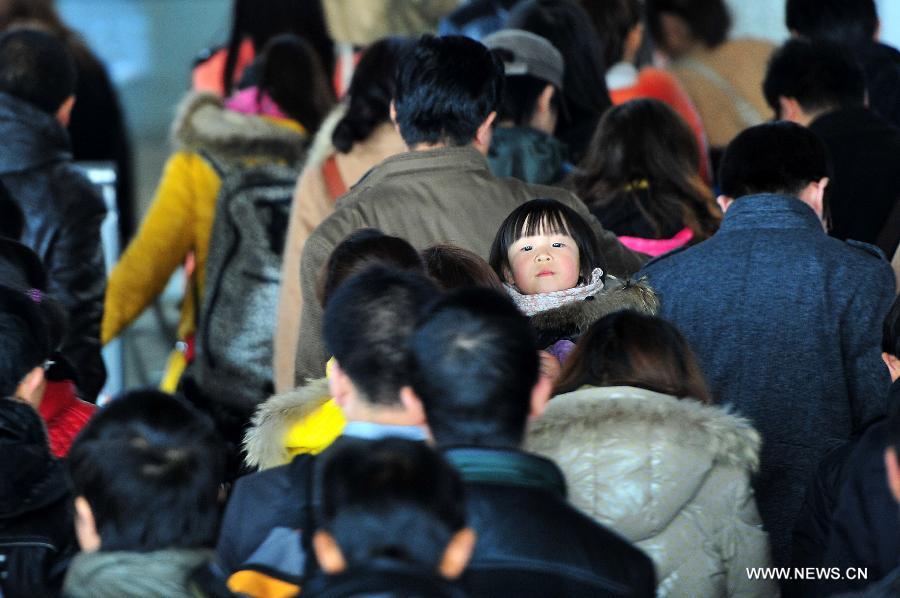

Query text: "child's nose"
[536, 252, 552, 262]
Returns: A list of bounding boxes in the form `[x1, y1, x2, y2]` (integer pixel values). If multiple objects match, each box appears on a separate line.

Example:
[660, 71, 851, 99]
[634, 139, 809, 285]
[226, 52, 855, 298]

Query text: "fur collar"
[170, 92, 308, 164]
[528, 385, 759, 472]
[243, 377, 331, 470]
[529, 276, 659, 343]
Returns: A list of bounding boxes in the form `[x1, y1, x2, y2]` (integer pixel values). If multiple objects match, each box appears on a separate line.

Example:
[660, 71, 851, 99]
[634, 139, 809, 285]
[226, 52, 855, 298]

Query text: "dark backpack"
[187, 152, 304, 412]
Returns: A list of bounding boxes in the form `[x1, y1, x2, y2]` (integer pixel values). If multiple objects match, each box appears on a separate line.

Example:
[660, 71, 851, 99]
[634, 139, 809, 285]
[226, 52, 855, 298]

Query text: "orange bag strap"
[321, 155, 348, 202]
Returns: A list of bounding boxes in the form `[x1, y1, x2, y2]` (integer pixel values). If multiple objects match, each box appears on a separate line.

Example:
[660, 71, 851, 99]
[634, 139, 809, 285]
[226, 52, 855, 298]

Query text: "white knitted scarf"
[505, 268, 605, 317]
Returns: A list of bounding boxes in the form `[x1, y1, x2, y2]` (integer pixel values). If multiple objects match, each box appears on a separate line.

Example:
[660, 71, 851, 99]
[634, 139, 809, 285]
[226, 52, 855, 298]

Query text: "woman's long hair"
[331, 37, 413, 154]
[571, 98, 719, 241]
[257, 34, 334, 134]
[506, 0, 613, 163]
[223, 0, 334, 96]
[555, 310, 713, 404]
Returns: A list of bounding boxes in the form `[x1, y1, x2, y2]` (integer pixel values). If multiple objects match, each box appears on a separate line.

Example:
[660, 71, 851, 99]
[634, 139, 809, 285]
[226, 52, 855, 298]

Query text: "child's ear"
[313, 530, 347, 574]
[439, 528, 476, 579]
[501, 265, 514, 284]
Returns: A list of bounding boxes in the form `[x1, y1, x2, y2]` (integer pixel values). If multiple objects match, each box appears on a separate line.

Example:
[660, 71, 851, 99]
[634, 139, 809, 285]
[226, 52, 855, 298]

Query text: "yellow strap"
[227, 569, 301, 598]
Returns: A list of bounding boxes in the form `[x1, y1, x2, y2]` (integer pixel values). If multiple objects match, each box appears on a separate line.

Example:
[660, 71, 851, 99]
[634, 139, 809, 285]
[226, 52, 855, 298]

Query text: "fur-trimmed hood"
[243, 377, 332, 470]
[529, 276, 659, 347]
[171, 92, 309, 165]
[525, 385, 760, 541]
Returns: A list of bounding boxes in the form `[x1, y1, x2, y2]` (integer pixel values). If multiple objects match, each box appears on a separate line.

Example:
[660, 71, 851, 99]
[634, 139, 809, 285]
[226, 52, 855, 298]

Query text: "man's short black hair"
[317, 437, 466, 569]
[763, 38, 866, 117]
[393, 34, 504, 147]
[0, 287, 52, 397]
[718, 121, 830, 199]
[409, 287, 538, 448]
[67, 390, 225, 551]
[323, 266, 440, 407]
[786, 0, 878, 46]
[0, 29, 76, 114]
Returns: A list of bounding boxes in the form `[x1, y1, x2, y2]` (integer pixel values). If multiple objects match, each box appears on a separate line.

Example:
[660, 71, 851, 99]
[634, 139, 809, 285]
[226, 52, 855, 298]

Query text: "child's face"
[506, 231, 580, 295]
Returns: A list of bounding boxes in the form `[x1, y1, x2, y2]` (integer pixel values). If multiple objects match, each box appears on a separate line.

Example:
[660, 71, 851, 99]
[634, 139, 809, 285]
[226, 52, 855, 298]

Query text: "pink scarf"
[224, 86, 289, 120]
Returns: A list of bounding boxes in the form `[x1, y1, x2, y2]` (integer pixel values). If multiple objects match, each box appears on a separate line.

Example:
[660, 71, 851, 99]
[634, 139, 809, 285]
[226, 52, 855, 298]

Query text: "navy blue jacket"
[638, 194, 894, 566]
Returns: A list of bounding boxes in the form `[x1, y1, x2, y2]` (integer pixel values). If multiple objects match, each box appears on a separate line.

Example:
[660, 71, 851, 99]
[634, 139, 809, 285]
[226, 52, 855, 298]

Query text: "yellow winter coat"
[101, 93, 307, 390]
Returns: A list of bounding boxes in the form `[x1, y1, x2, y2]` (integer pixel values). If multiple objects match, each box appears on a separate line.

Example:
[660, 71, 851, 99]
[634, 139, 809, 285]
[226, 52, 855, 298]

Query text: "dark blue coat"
[638, 194, 894, 566]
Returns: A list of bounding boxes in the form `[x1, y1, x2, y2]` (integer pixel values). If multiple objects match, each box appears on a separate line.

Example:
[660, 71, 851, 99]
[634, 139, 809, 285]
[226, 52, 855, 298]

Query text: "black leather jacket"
[0, 92, 106, 400]
[0, 398, 78, 597]
[443, 447, 657, 597]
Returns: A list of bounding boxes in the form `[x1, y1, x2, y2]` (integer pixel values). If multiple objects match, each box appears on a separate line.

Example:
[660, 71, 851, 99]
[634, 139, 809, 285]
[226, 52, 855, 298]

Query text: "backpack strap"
[678, 57, 765, 129]
[321, 155, 348, 202]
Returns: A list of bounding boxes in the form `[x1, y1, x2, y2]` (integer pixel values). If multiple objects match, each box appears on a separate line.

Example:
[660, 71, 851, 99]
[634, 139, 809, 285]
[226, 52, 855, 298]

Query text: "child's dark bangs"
[519, 207, 573, 239]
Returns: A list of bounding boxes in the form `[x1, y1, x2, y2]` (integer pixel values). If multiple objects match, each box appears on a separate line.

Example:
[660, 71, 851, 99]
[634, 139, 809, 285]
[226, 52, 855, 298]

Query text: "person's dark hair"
[718, 121, 829, 199]
[645, 0, 731, 51]
[493, 69, 561, 127]
[422, 244, 504, 292]
[67, 390, 225, 551]
[555, 310, 712, 402]
[409, 288, 539, 448]
[580, 0, 644, 67]
[0, 288, 51, 397]
[572, 98, 719, 241]
[763, 38, 866, 118]
[882, 294, 900, 358]
[507, 0, 612, 162]
[317, 438, 466, 569]
[255, 34, 333, 134]
[332, 37, 413, 154]
[785, 0, 878, 47]
[393, 34, 504, 147]
[222, 0, 334, 96]
[0, 28, 75, 113]
[317, 228, 425, 307]
[489, 198, 602, 284]
[323, 266, 440, 406]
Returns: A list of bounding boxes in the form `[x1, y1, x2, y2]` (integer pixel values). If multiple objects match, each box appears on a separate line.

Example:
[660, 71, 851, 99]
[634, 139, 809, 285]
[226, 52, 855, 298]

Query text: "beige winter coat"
[526, 386, 777, 597]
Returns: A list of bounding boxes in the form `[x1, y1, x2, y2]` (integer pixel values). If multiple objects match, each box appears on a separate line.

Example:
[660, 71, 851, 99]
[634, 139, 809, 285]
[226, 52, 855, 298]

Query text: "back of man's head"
[0, 288, 52, 398]
[67, 390, 224, 552]
[763, 38, 866, 118]
[719, 121, 829, 200]
[0, 29, 76, 114]
[393, 34, 504, 147]
[323, 266, 440, 407]
[408, 287, 538, 449]
[786, 0, 878, 47]
[315, 437, 469, 574]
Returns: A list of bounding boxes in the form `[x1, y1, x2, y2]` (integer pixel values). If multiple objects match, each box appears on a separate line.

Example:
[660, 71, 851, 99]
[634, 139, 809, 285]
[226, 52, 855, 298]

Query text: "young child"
[489, 198, 658, 363]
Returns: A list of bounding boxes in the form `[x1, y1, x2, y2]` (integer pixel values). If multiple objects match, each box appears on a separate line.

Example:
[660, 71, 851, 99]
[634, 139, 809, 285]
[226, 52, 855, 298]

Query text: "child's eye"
[552, 242, 564, 248]
[520, 245, 533, 252]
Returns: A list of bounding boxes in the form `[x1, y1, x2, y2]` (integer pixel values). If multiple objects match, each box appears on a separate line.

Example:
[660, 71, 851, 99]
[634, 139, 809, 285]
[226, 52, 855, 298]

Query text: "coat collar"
[718, 193, 824, 233]
[354, 145, 490, 189]
[442, 446, 567, 498]
[170, 92, 308, 165]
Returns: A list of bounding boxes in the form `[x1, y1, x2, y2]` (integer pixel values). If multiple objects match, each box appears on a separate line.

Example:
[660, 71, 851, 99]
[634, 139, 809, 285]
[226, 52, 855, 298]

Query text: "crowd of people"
[3, 0, 900, 596]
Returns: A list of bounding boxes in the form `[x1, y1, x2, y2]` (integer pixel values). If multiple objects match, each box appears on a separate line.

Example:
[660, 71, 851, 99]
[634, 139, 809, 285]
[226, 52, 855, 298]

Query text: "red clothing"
[38, 381, 96, 457]
[609, 66, 711, 183]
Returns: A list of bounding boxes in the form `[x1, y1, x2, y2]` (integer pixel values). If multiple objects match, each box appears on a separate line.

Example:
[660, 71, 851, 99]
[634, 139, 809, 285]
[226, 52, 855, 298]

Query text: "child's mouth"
[537, 271, 554, 277]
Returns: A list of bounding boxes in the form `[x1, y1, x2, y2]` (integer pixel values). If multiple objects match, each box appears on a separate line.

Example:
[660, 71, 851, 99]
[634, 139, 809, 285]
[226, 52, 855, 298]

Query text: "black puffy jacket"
[443, 447, 657, 597]
[0, 398, 78, 597]
[0, 92, 106, 400]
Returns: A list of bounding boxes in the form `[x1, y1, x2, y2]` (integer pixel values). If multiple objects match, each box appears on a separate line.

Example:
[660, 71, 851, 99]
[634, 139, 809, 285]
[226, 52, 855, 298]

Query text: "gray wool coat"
[638, 193, 895, 567]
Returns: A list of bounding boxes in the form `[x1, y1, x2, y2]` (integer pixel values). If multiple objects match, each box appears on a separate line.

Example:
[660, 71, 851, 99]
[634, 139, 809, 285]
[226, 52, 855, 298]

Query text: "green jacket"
[63, 549, 215, 598]
[293, 146, 645, 384]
